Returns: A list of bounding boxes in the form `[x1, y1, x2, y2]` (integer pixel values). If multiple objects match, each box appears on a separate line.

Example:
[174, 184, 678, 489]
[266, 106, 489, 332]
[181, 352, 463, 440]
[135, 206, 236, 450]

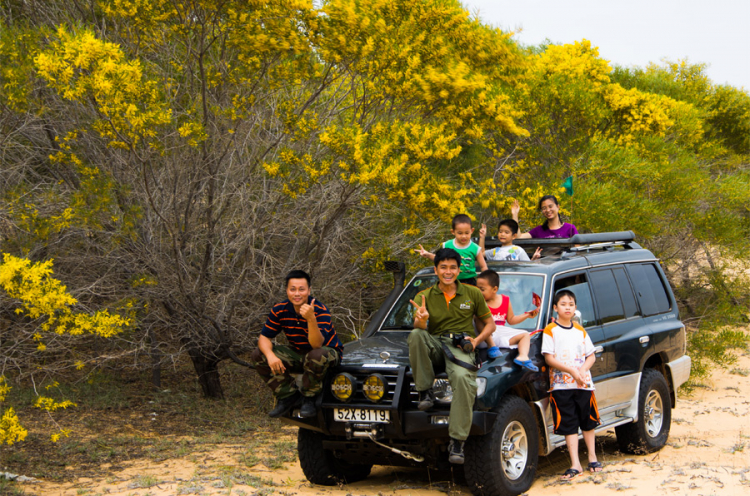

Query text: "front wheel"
[297, 428, 372, 485]
[465, 395, 539, 496]
[616, 368, 672, 454]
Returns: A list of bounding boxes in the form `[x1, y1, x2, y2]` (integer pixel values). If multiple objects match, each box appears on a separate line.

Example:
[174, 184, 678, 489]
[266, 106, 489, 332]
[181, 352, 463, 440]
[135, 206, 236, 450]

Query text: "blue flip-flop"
[488, 346, 501, 359]
[513, 358, 539, 372]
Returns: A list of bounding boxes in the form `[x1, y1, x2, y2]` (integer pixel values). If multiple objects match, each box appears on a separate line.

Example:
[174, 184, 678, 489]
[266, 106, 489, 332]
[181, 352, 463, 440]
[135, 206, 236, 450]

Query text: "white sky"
[461, 0, 750, 91]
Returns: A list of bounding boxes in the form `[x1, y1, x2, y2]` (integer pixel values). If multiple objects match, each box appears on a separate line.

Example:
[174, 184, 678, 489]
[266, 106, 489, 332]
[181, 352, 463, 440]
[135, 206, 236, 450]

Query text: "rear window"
[627, 263, 671, 316]
[613, 267, 639, 318]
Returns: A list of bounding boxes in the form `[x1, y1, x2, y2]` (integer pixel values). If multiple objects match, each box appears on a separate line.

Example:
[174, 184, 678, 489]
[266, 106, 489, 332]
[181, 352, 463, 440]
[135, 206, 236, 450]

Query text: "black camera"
[451, 332, 474, 353]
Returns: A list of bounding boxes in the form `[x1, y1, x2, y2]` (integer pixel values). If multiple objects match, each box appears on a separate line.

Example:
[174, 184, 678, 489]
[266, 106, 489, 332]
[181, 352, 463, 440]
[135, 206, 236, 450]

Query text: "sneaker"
[268, 392, 300, 418]
[448, 438, 465, 464]
[417, 390, 435, 411]
[299, 396, 318, 418]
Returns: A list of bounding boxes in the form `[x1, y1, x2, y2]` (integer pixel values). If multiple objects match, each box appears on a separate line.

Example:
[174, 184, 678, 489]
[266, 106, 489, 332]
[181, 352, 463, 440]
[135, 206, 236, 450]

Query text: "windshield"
[380, 272, 545, 332]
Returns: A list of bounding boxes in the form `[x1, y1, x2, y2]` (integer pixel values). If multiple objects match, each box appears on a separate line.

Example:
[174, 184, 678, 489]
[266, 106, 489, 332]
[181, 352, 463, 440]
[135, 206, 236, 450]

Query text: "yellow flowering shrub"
[318, 0, 528, 139]
[34, 26, 172, 147]
[0, 254, 131, 339]
[0, 407, 27, 446]
[0, 379, 28, 446]
[34, 396, 76, 412]
[0, 255, 131, 445]
[0, 25, 43, 112]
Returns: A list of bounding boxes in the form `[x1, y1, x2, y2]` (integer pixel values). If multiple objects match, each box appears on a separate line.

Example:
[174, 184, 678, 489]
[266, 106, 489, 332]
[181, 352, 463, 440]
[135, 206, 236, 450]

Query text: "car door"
[550, 271, 609, 380]
[588, 266, 645, 409]
[589, 267, 643, 380]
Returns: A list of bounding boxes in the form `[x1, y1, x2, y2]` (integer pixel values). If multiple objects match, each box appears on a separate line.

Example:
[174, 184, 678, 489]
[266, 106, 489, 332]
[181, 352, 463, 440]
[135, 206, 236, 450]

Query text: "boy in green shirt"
[417, 214, 487, 285]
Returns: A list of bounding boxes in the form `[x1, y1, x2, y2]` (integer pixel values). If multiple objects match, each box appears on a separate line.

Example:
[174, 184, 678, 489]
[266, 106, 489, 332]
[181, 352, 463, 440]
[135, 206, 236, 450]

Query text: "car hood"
[341, 332, 410, 367]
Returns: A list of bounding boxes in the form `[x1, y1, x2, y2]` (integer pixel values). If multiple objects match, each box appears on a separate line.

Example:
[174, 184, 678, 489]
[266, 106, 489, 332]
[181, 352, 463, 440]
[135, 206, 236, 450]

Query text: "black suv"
[281, 232, 691, 496]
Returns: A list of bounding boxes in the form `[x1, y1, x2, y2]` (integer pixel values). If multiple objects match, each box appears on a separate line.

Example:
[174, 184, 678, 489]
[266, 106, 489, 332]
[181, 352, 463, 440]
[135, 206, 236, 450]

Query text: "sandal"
[488, 346, 501, 359]
[560, 468, 581, 481]
[513, 358, 539, 372]
[588, 461, 603, 473]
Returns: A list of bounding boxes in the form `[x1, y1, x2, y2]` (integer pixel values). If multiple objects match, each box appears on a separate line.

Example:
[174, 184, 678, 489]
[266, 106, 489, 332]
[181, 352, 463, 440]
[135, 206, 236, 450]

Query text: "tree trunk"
[189, 349, 224, 399]
[148, 328, 162, 389]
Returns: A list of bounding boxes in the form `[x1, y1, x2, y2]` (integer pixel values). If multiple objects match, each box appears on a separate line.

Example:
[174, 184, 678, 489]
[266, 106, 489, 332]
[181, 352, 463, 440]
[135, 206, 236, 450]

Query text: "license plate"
[333, 408, 390, 423]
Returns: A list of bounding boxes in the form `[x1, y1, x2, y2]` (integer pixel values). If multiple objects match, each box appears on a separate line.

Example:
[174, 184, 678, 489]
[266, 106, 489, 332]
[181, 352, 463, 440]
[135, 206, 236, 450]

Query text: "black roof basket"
[483, 231, 641, 253]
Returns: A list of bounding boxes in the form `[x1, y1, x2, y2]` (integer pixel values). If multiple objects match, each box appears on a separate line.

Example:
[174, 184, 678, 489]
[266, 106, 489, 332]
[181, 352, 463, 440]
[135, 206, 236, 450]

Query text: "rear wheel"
[465, 395, 539, 496]
[616, 368, 672, 454]
[297, 428, 372, 485]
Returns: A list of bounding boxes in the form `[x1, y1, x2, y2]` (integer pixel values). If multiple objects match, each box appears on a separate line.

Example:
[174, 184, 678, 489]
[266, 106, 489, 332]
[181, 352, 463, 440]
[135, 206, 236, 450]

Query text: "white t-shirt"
[541, 321, 595, 391]
[484, 245, 530, 261]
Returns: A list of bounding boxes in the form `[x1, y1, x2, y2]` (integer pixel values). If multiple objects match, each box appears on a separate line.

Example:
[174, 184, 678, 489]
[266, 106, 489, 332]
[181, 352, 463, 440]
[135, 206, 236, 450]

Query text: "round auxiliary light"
[432, 378, 453, 403]
[330, 373, 355, 402]
[362, 374, 388, 403]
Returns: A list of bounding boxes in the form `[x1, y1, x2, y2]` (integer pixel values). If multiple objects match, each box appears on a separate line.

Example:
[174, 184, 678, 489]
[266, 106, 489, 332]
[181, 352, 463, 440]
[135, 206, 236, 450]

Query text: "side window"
[589, 269, 625, 324]
[613, 267, 639, 318]
[552, 272, 597, 327]
[627, 263, 671, 316]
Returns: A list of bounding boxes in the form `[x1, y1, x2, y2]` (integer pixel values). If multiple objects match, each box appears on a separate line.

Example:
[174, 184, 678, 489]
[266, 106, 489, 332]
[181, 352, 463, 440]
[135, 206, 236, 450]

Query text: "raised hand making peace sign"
[409, 294, 430, 323]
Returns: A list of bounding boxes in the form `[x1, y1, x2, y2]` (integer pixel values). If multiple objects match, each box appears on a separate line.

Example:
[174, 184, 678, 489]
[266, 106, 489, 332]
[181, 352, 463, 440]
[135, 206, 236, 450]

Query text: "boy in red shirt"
[475, 270, 538, 370]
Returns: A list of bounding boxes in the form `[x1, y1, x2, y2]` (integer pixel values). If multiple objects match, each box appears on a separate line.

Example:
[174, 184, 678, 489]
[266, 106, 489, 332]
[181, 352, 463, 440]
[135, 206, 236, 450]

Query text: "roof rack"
[482, 231, 641, 252]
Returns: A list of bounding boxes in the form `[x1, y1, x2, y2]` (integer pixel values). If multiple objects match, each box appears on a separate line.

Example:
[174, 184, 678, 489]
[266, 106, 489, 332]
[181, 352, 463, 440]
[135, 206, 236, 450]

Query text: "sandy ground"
[27, 352, 750, 496]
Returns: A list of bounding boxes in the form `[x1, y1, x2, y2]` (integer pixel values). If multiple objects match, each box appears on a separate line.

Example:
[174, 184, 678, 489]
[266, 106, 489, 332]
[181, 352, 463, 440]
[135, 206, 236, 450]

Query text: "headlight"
[476, 377, 487, 397]
[362, 374, 387, 402]
[330, 372, 355, 402]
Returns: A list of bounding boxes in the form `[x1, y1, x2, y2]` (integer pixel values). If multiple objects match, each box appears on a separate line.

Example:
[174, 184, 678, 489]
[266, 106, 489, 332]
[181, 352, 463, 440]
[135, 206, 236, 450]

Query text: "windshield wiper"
[380, 325, 414, 330]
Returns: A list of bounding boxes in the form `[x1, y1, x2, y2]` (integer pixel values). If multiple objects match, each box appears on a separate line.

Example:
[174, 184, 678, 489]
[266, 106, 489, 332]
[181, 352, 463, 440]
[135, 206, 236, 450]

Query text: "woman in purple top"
[514, 195, 578, 239]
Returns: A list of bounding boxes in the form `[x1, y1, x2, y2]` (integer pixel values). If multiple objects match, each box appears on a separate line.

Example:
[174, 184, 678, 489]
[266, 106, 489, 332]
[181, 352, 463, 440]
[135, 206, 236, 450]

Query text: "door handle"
[594, 346, 603, 356]
[639, 336, 650, 344]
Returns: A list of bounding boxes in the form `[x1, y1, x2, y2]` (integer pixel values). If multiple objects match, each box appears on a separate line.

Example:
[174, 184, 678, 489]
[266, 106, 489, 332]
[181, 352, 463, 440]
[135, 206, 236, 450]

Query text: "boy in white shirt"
[479, 219, 541, 262]
[542, 290, 603, 480]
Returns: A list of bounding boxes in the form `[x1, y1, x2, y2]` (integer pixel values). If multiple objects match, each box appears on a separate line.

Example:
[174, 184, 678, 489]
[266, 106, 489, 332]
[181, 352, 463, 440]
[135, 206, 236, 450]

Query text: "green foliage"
[686, 328, 749, 383]
[612, 60, 750, 156]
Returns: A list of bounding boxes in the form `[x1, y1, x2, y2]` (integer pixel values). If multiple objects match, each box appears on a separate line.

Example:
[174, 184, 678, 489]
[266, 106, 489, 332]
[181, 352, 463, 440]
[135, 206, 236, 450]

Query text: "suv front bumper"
[283, 406, 498, 439]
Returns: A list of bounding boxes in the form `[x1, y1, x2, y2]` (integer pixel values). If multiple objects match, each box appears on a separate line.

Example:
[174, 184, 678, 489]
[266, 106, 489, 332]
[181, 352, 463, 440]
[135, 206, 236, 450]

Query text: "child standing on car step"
[542, 290, 603, 480]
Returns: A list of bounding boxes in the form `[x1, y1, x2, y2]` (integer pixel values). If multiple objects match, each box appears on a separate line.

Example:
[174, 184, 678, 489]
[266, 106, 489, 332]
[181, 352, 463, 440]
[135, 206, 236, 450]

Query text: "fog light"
[331, 373, 355, 402]
[432, 378, 453, 403]
[363, 374, 387, 402]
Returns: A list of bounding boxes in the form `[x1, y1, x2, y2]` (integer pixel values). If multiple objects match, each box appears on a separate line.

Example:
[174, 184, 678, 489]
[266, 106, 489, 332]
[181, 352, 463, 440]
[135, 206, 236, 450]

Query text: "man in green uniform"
[408, 248, 496, 464]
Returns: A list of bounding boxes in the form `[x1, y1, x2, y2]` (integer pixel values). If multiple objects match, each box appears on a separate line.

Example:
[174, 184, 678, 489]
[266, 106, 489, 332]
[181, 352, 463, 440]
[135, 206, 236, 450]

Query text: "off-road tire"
[616, 368, 672, 454]
[297, 428, 372, 485]
[464, 395, 539, 496]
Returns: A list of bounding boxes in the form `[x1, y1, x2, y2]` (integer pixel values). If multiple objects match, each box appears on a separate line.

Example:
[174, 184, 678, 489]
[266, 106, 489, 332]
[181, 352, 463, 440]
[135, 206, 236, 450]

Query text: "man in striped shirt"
[250, 270, 343, 418]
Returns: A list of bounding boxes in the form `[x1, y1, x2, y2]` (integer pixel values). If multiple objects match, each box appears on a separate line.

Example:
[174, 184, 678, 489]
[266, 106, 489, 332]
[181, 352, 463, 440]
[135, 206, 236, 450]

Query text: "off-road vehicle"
[281, 232, 691, 495]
